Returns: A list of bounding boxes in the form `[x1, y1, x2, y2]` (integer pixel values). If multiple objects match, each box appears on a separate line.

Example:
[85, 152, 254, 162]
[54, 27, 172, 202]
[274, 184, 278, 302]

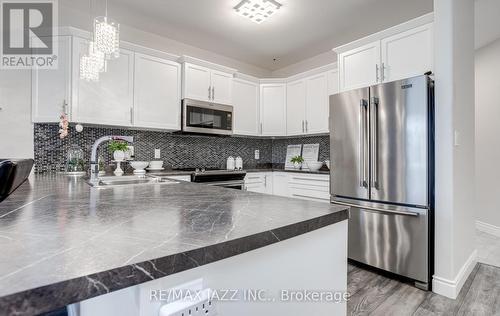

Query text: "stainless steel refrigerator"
[329, 75, 434, 290]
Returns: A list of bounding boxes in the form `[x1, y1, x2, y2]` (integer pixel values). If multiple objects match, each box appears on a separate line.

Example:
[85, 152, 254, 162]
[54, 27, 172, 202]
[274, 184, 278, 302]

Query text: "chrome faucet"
[89, 136, 134, 183]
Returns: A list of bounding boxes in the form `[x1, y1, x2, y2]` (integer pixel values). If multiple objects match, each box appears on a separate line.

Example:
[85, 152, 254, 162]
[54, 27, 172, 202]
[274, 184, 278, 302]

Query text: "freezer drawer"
[346, 203, 429, 284]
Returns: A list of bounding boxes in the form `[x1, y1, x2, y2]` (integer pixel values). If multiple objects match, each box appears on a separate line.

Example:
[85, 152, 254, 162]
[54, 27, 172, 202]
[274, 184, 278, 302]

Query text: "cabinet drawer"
[289, 187, 330, 202]
[288, 175, 329, 188]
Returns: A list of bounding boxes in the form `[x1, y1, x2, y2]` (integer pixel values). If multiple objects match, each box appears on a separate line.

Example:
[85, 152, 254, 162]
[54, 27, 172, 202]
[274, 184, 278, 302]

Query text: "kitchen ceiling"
[60, 0, 433, 71]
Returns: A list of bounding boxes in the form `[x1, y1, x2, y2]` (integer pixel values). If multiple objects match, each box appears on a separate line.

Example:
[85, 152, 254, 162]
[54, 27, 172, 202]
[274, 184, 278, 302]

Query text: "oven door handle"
[204, 181, 245, 187]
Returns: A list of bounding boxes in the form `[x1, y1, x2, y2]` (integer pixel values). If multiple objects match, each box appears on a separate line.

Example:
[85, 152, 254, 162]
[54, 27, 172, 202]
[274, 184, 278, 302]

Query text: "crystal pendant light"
[88, 40, 106, 72]
[94, 0, 120, 60]
[80, 54, 100, 82]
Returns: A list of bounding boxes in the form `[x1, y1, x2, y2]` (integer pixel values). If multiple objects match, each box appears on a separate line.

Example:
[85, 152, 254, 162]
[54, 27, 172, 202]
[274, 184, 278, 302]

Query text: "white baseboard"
[476, 220, 500, 238]
[432, 250, 477, 299]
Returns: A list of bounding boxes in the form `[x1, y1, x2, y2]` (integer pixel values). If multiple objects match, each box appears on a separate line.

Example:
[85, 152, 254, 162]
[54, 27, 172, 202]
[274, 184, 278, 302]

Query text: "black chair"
[0, 159, 34, 203]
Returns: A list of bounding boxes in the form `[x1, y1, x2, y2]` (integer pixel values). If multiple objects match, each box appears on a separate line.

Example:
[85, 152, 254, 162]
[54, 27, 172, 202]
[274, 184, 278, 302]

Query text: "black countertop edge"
[0, 209, 348, 316]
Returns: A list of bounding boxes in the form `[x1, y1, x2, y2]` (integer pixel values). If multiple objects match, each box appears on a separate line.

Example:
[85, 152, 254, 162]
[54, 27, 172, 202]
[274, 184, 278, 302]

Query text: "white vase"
[113, 150, 125, 161]
[294, 162, 302, 169]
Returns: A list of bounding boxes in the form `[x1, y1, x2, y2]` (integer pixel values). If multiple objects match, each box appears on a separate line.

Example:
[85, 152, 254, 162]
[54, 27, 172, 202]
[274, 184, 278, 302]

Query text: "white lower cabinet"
[244, 172, 273, 194]
[272, 172, 290, 197]
[288, 173, 330, 202]
[246, 172, 330, 202]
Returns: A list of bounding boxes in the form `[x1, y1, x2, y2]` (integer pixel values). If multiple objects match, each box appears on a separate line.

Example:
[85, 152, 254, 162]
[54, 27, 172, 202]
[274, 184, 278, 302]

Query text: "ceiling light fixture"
[234, 0, 282, 24]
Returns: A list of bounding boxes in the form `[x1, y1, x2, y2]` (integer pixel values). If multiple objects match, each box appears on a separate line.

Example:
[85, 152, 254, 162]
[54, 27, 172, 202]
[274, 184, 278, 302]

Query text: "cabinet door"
[183, 63, 211, 102]
[381, 24, 433, 82]
[305, 73, 329, 134]
[272, 172, 290, 197]
[260, 84, 286, 136]
[211, 70, 233, 105]
[133, 54, 181, 130]
[233, 78, 259, 135]
[286, 79, 306, 136]
[72, 38, 134, 126]
[32, 36, 72, 122]
[245, 173, 266, 193]
[338, 41, 380, 91]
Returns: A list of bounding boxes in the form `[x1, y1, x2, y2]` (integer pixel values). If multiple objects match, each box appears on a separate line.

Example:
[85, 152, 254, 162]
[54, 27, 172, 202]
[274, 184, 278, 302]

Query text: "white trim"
[234, 72, 260, 83]
[332, 12, 434, 54]
[432, 250, 477, 299]
[285, 62, 338, 83]
[178, 55, 237, 74]
[476, 221, 500, 238]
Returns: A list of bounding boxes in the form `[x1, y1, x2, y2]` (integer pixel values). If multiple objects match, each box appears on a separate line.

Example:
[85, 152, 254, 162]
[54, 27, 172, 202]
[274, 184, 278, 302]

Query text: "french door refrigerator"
[329, 75, 434, 290]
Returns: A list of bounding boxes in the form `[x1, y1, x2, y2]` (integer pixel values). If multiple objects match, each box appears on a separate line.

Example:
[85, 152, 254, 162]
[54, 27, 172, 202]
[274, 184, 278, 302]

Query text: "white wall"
[271, 51, 338, 78]
[432, 0, 476, 299]
[475, 38, 500, 229]
[0, 69, 34, 159]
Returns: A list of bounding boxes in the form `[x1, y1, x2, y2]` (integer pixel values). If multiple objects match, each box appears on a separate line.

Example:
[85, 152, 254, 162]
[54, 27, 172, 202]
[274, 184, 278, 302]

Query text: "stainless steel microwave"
[182, 99, 233, 135]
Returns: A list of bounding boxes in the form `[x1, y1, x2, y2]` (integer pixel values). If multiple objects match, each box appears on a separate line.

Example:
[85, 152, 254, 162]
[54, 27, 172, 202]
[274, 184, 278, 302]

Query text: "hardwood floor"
[348, 263, 500, 315]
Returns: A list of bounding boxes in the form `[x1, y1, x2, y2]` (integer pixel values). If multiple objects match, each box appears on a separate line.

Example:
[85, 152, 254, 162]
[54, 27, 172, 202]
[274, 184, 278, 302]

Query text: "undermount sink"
[87, 175, 179, 188]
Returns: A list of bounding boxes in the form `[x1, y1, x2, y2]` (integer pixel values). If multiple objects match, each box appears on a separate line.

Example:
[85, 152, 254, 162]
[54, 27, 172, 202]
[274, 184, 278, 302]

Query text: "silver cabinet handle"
[212, 87, 215, 100]
[331, 201, 420, 217]
[302, 120, 305, 133]
[208, 86, 211, 100]
[381, 63, 386, 81]
[376, 64, 380, 82]
[359, 99, 368, 188]
[370, 97, 379, 189]
[130, 108, 134, 124]
[260, 122, 263, 134]
[305, 120, 308, 133]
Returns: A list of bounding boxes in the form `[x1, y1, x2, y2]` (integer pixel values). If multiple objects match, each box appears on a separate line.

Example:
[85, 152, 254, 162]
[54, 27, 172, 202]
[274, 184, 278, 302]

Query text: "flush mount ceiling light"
[234, 0, 282, 24]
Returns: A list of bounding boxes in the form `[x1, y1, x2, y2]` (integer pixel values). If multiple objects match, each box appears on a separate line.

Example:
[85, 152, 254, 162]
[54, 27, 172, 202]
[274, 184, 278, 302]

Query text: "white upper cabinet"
[286, 79, 306, 136]
[211, 70, 233, 105]
[338, 41, 381, 92]
[233, 78, 259, 136]
[260, 83, 286, 136]
[336, 16, 434, 91]
[71, 37, 134, 126]
[305, 73, 329, 134]
[32, 36, 72, 122]
[133, 53, 181, 130]
[183, 63, 212, 102]
[182, 62, 233, 105]
[381, 23, 433, 82]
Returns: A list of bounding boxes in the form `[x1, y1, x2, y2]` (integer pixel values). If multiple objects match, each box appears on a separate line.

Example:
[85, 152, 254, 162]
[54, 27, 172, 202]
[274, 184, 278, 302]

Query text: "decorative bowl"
[306, 161, 324, 172]
[130, 161, 149, 171]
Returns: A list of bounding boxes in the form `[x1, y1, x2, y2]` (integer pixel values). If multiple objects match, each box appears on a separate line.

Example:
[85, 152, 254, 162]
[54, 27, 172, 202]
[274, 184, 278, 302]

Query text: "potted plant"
[290, 155, 304, 170]
[108, 140, 129, 161]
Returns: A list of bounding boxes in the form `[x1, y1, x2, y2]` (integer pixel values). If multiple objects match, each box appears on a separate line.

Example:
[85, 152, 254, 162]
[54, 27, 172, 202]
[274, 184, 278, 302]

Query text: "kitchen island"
[0, 175, 348, 316]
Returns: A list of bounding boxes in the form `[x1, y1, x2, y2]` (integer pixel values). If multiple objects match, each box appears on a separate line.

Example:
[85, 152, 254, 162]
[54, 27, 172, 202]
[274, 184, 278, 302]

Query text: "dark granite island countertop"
[0, 175, 348, 316]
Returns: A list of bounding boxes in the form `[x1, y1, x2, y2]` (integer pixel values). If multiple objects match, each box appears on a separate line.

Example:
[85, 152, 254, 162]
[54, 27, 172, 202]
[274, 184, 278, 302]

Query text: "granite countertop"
[0, 175, 347, 315]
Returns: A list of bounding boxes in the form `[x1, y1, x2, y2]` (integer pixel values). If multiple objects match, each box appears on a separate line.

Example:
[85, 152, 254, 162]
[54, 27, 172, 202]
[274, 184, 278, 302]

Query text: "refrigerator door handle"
[359, 99, 368, 188]
[331, 200, 420, 217]
[371, 97, 379, 189]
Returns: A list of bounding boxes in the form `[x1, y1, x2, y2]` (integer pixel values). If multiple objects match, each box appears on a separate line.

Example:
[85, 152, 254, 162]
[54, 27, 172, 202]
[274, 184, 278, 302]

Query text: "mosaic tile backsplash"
[33, 123, 329, 173]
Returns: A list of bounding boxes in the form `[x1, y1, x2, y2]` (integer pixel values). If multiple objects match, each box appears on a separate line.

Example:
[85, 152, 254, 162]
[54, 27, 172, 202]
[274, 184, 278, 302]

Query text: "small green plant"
[108, 140, 129, 153]
[290, 155, 304, 164]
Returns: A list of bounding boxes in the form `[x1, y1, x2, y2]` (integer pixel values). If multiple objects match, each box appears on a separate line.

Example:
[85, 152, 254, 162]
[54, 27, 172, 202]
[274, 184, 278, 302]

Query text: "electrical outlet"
[159, 288, 216, 316]
[127, 146, 134, 157]
[254, 149, 260, 160]
[155, 148, 161, 159]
